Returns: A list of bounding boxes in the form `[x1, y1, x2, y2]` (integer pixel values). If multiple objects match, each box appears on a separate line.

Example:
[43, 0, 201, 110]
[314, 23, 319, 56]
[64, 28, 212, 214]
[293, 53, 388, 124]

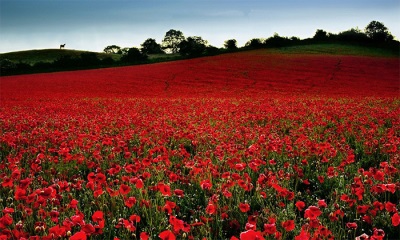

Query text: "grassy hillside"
[272, 43, 399, 57]
[0, 49, 122, 65]
[1, 44, 398, 76]
[0, 49, 181, 66]
[2, 44, 398, 64]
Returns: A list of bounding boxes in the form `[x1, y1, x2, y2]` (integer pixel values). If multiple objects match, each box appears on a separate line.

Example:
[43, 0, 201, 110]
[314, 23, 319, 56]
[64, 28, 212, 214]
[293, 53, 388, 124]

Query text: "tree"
[120, 47, 148, 63]
[365, 21, 393, 42]
[313, 29, 328, 41]
[337, 28, 368, 42]
[205, 46, 220, 56]
[264, 33, 292, 47]
[162, 29, 185, 53]
[120, 47, 130, 55]
[141, 38, 164, 54]
[224, 39, 238, 50]
[0, 59, 17, 75]
[103, 45, 121, 54]
[245, 38, 264, 49]
[178, 36, 208, 57]
[79, 52, 101, 67]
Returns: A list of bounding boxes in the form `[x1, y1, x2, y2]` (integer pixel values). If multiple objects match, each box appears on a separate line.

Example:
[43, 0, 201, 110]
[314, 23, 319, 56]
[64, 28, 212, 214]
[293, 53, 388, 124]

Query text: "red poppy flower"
[159, 230, 176, 240]
[200, 179, 212, 190]
[372, 228, 385, 240]
[69, 199, 79, 209]
[70, 231, 87, 240]
[119, 184, 131, 195]
[295, 201, 306, 211]
[385, 184, 396, 193]
[346, 222, 357, 229]
[82, 223, 95, 234]
[135, 178, 144, 189]
[129, 214, 141, 223]
[124, 196, 137, 208]
[48, 225, 67, 238]
[95, 173, 106, 184]
[239, 203, 250, 213]
[245, 222, 256, 230]
[392, 212, 400, 227]
[281, 220, 295, 231]
[356, 205, 369, 214]
[0, 214, 13, 228]
[158, 183, 171, 196]
[264, 223, 276, 235]
[206, 202, 217, 215]
[140, 232, 149, 240]
[92, 211, 104, 223]
[240, 230, 265, 240]
[385, 201, 396, 213]
[304, 206, 322, 220]
[106, 187, 119, 197]
[174, 189, 184, 197]
[1, 177, 13, 188]
[2, 208, 14, 214]
[50, 210, 59, 223]
[295, 229, 310, 240]
[317, 200, 327, 208]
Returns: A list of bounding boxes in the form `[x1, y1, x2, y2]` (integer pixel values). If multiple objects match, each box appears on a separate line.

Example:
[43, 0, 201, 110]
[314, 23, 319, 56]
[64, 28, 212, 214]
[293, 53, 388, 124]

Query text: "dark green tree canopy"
[337, 28, 368, 42]
[120, 47, 148, 62]
[162, 29, 185, 53]
[179, 36, 208, 57]
[224, 39, 238, 50]
[245, 38, 264, 49]
[103, 45, 121, 54]
[365, 21, 393, 42]
[313, 29, 329, 40]
[141, 38, 164, 54]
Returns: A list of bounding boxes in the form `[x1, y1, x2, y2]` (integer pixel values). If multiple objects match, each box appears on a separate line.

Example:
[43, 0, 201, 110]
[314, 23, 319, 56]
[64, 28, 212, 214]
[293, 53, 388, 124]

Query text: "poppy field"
[0, 49, 399, 239]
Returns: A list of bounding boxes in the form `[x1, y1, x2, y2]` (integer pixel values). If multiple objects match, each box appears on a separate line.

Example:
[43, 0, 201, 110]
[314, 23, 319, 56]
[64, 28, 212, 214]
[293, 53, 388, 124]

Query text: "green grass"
[0, 49, 122, 65]
[272, 43, 399, 57]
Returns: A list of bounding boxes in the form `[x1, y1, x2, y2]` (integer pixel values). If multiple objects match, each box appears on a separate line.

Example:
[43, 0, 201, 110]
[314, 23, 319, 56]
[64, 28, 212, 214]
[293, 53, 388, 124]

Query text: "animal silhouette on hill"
[60, 44, 66, 49]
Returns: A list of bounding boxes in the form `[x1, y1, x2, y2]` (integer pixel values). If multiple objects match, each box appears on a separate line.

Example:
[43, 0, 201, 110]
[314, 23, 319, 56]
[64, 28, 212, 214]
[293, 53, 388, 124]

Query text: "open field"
[0, 49, 399, 239]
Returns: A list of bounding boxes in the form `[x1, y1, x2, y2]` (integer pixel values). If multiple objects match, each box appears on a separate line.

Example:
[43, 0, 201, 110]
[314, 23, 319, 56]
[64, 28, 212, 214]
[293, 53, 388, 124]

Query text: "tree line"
[104, 20, 397, 58]
[1, 20, 398, 76]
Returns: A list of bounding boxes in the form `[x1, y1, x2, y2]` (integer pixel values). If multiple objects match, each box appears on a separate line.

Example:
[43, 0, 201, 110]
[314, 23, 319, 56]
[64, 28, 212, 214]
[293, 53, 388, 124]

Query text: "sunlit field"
[0, 49, 399, 239]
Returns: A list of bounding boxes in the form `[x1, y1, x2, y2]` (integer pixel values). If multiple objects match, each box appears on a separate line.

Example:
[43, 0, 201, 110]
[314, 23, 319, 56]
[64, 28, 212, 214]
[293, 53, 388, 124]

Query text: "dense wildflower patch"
[0, 50, 399, 239]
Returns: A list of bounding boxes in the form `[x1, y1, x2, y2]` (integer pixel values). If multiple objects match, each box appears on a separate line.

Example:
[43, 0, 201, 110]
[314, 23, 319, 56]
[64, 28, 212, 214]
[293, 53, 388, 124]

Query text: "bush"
[0, 59, 17, 75]
[120, 48, 148, 63]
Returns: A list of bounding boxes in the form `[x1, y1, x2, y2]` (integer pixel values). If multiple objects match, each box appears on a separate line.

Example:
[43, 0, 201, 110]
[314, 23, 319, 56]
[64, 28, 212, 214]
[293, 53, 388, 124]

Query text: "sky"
[1, 0, 399, 53]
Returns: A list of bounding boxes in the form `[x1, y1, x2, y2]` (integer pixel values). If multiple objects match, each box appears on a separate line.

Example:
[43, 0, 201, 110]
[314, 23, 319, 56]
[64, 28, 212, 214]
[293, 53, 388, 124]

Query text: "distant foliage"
[224, 39, 238, 50]
[121, 47, 148, 63]
[336, 28, 369, 43]
[205, 46, 221, 56]
[162, 29, 185, 53]
[79, 52, 101, 67]
[141, 38, 164, 54]
[245, 38, 264, 49]
[365, 21, 394, 42]
[104, 45, 122, 54]
[0, 59, 17, 75]
[179, 36, 208, 57]
[313, 29, 329, 41]
[264, 33, 293, 48]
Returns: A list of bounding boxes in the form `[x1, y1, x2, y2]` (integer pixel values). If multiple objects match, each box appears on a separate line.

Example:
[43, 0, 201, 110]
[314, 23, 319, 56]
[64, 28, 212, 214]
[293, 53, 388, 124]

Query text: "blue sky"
[1, 0, 399, 53]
